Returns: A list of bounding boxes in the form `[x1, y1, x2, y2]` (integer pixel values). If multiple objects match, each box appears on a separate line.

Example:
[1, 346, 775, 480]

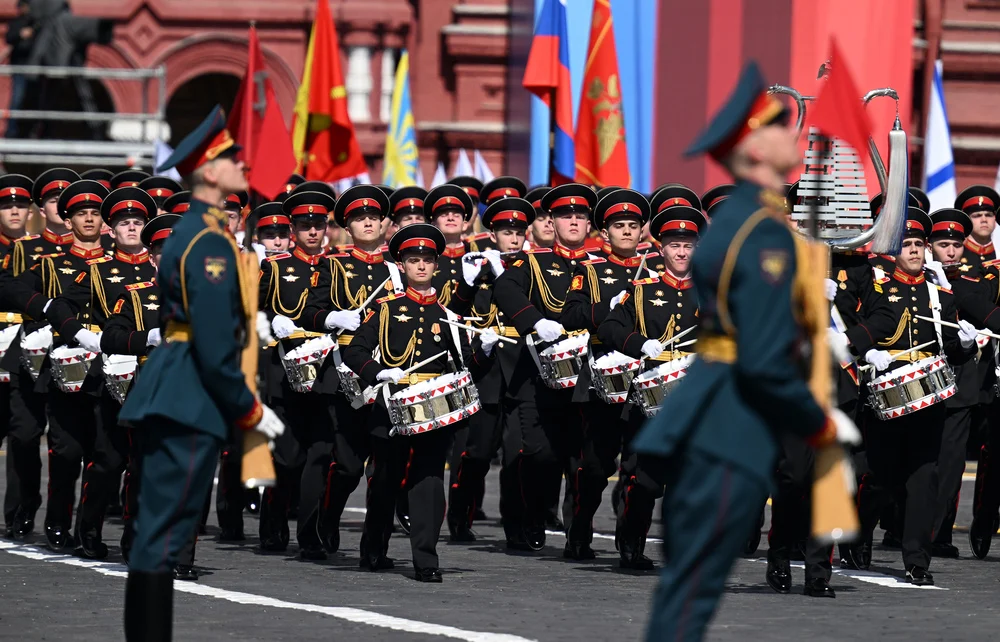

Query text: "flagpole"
[548, 88, 557, 186]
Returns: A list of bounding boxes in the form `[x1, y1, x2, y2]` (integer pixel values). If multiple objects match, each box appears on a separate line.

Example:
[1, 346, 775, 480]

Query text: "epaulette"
[86, 256, 113, 265]
[126, 281, 155, 291]
[636, 241, 653, 251]
[38, 252, 64, 259]
[336, 244, 355, 252]
[986, 273, 996, 280]
[376, 292, 405, 304]
[582, 257, 606, 265]
[632, 277, 659, 286]
[470, 232, 491, 240]
[265, 252, 291, 262]
[983, 258, 1000, 268]
[962, 275, 981, 282]
[326, 252, 349, 258]
[13, 234, 39, 243]
[526, 247, 552, 254]
[935, 285, 953, 294]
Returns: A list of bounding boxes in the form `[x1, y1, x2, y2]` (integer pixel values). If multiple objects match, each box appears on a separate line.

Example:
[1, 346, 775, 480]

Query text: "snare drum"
[103, 354, 138, 404]
[630, 355, 695, 417]
[19, 326, 53, 381]
[337, 363, 377, 406]
[50, 345, 98, 393]
[868, 355, 956, 420]
[537, 333, 589, 389]
[280, 335, 335, 393]
[0, 324, 19, 383]
[388, 371, 481, 436]
[591, 351, 641, 403]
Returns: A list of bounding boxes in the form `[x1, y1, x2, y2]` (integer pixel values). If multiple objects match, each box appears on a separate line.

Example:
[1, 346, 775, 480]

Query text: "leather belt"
[887, 349, 935, 363]
[401, 372, 441, 385]
[0, 312, 22, 324]
[499, 327, 520, 338]
[697, 334, 736, 364]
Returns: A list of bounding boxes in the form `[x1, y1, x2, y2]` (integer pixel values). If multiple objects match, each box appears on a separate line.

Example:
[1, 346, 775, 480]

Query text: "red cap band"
[657, 197, 692, 213]
[170, 202, 191, 214]
[932, 221, 963, 234]
[658, 219, 699, 235]
[531, 200, 542, 209]
[604, 202, 641, 219]
[394, 198, 424, 213]
[66, 193, 104, 210]
[122, 181, 140, 188]
[149, 188, 174, 198]
[461, 187, 480, 199]
[290, 204, 327, 216]
[491, 211, 528, 225]
[432, 196, 463, 213]
[549, 196, 589, 211]
[257, 215, 291, 228]
[344, 197, 382, 217]
[487, 188, 517, 201]
[150, 229, 172, 243]
[906, 220, 925, 232]
[3, 187, 30, 199]
[226, 194, 241, 204]
[96, 180, 111, 189]
[963, 196, 995, 211]
[706, 196, 728, 209]
[399, 237, 436, 252]
[109, 199, 149, 218]
[42, 180, 69, 195]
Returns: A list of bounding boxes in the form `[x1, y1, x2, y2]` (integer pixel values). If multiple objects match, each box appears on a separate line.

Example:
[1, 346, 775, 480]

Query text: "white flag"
[154, 140, 182, 181]
[473, 150, 495, 184]
[431, 162, 447, 188]
[452, 149, 474, 178]
[415, 164, 426, 189]
[922, 60, 956, 212]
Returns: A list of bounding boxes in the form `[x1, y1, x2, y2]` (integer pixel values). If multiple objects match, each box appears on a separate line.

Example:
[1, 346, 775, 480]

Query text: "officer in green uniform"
[637, 62, 859, 642]
[118, 106, 285, 641]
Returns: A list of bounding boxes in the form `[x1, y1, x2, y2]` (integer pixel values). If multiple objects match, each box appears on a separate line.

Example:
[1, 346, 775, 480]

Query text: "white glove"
[641, 339, 663, 360]
[483, 249, 505, 277]
[253, 403, 285, 440]
[864, 349, 893, 372]
[533, 319, 564, 342]
[74, 328, 102, 353]
[829, 407, 862, 446]
[925, 259, 951, 289]
[251, 242, 267, 265]
[824, 278, 838, 302]
[324, 309, 362, 332]
[377, 367, 405, 383]
[609, 290, 627, 310]
[42, 299, 53, 314]
[271, 315, 299, 339]
[958, 319, 979, 348]
[146, 328, 161, 347]
[827, 328, 851, 365]
[462, 254, 485, 287]
[480, 328, 500, 356]
[256, 311, 275, 344]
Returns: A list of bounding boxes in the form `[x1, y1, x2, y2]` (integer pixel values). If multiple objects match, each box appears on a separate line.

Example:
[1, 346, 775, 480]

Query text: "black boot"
[78, 532, 109, 560]
[618, 529, 655, 570]
[124, 570, 173, 642]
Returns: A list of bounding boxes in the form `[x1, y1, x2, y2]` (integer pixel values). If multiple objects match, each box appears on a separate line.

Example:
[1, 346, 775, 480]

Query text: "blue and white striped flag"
[922, 60, 956, 212]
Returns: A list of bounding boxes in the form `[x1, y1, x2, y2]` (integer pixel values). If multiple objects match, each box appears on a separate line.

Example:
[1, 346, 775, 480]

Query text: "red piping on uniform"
[510, 305, 531, 319]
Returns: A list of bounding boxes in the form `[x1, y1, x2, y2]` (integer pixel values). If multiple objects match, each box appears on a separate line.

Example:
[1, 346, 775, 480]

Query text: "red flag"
[291, 0, 367, 182]
[574, 0, 630, 188]
[808, 38, 873, 157]
[227, 25, 297, 200]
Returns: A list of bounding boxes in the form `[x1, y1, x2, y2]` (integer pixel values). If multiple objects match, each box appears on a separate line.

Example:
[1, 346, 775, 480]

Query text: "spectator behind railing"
[4, 0, 35, 138]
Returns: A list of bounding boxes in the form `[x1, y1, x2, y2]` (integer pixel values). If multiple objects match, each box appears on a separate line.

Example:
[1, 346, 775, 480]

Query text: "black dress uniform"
[955, 185, 998, 272]
[342, 223, 489, 582]
[852, 208, 973, 585]
[426, 184, 476, 308]
[598, 204, 705, 569]
[562, 188, 655, 561]
[447, 197, 534, 542]
[5, 179, 110, 550]
[492, 182, 597, 550]
[256, 190, 339, 560]
[138, 176, 183, 215]
[298, 184, 401, 553]
[468, 176, 527, 251]
[389, 186, 428, 226]
[0, 168, 78, 539]
[0, 173, 34, 534]
[49, 186, 158, 558]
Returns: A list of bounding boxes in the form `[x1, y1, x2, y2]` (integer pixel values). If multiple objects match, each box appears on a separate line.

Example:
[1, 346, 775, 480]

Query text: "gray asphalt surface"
[1, 445, 999, 641]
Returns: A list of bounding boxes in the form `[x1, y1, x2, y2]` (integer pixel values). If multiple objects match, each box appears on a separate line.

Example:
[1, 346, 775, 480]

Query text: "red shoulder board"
[364, 309, 375, 323]
[631, 277, 659, 286]
[936, 285, 952, 294]
[376, 292, 404, 304]
[986, 273, 996, 280]
[962, 275, 981, 282]
[86, 256, 112, 265]
[526, 247, 552, 254]
[636, 241, 653, 251]
[113, 299, 125, 314]
[265, 252, 291, 262]
[512, 259, 524, 267]
[126, 281, 155, 291]
[38, 252, 64, 259]
[582, 257, 606, 265]
[74, 272, 86, 283]
[983, 259, 1000, 268]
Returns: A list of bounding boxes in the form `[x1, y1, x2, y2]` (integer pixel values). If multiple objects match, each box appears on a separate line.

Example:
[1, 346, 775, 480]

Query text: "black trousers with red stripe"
[934, 406, 971, 545]
[320, 398, 373, 541]
[75, 391, 129, 541]
[6, 370, 45, 525]
[45, 389, 101, 531]
[767, 432, 832, 581]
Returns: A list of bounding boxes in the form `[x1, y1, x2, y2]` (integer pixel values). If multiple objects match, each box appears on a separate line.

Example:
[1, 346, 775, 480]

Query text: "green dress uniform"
[637, 63, 835, 642]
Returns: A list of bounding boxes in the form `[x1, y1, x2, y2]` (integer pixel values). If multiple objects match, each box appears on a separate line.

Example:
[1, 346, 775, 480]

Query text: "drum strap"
[385, 261, 405, 294]
[525, 333, 545, 376]
[926, 282, 944, 351]
[443, 308, 465, 369]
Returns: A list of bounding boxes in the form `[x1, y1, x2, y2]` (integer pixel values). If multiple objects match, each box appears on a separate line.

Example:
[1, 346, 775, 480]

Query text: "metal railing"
[0, 63, 167, 169]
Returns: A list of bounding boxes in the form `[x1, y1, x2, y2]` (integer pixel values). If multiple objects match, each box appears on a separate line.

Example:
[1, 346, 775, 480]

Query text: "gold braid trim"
[528, 254, 565, 313]
[635, 284, 646, 335]
[268, 261, 308, 319]
[438, 281, 453, 307]
[878, 308, 911, 347]
[586, 264, 601, 302]
[378, 302, 416, 367]
[332, 259, 366, 309]
[42, 257, 61, 297]
[12, 242, 25, 276]
[91, 263, 110, 318]
[130, 290, 145, 331]
[473, 302, 499, 329]
[658, 315, 677, 344]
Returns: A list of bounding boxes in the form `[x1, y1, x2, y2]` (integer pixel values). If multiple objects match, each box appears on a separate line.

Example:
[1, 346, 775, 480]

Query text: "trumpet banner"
[240, 251, 276, 488]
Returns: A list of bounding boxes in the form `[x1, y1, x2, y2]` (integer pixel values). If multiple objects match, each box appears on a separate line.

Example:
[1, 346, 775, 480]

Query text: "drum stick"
[659, 325, 696, 349]
[632, 253, 647, 281]
[362, 350, 449, 400]
[914, 315, 1000, 341]
[440, 317, 518, 344]
[859, 339, 939, 373]
[335, 280, 391, 337]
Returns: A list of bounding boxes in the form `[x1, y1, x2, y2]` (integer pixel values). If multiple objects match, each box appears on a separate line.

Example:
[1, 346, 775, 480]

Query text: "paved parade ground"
[1, 447, 999, 641]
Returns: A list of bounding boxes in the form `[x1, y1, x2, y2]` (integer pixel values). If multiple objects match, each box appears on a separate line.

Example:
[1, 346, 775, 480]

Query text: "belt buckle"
[408, 373, 419, 385]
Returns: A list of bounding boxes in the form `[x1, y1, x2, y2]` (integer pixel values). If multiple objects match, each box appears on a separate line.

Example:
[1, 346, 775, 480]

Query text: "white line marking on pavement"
[0, 540, 537, 642]
[751, 558, 946, 590]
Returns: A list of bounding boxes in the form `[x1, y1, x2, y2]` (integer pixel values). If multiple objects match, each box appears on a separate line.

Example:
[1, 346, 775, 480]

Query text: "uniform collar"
[601, 241, 613, 255]
[405, 287, 438, 305]
[661, 270, 693, 290]
[115, 248, 149, 264]
[554, 243, 588, 260]
[892, 267, 925, 285]
[350, 246, 385, 264]
[294, 246, 323, 265]
[442, 244, 465, 259]
[69, 244, 105, 260]
[43, 228, 74, 245]
[965, 237, 994, 257]
[607, 252, 642, 267]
